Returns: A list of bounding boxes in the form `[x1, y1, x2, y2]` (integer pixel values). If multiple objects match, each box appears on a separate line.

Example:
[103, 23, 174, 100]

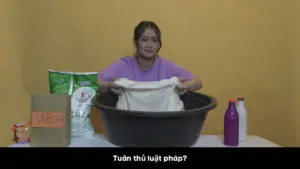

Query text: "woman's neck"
[136, 55, 155, 70]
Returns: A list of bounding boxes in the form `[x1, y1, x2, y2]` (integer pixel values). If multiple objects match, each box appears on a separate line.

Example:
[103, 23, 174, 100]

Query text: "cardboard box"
[30, 94, 71, 147]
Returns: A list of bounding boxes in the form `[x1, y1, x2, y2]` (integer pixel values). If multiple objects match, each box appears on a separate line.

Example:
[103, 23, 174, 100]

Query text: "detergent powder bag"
[48, 69, 99, 139]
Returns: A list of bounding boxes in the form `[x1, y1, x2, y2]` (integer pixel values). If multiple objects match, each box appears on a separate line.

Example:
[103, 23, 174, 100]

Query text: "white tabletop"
[9, 135, 280, 147]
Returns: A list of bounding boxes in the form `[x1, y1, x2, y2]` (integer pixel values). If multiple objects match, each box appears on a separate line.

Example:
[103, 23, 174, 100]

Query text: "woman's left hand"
[176, 77, 188, 95]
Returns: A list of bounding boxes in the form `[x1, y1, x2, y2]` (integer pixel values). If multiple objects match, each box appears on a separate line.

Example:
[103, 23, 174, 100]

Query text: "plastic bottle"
[236, 97, 247, 142]
[224, 99, 239, 146]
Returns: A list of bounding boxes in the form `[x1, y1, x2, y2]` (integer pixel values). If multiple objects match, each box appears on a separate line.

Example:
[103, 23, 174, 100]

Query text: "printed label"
[78, 81, 92, 86]
[31, 112, 64, 128]
[73, 87, 95, 103]
[71, 117, 94, 138]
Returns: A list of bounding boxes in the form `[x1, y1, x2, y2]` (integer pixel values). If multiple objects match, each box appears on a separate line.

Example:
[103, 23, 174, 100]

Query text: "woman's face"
[137, 28, 160, 59]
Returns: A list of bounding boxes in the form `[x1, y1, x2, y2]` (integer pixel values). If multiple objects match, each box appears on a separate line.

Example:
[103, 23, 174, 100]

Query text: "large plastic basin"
[92, 91, 217, 147]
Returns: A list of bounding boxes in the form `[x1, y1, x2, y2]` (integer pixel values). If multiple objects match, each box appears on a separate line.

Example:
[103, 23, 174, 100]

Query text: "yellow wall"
[1, 0, 299, 146]
[293, 1, 300, 145]
[0, 0, 31, 146]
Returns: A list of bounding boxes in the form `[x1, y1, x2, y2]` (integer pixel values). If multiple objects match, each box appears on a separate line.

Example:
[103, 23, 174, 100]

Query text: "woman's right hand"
[97, 78, 122, 94]
[109, 78, 123, 94]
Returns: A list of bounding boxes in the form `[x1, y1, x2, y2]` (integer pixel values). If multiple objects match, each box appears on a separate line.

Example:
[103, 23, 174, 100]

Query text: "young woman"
[98, 21, 203, 95]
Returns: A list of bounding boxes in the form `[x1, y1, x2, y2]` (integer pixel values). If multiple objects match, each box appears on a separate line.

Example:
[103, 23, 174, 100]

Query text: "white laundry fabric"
[113, 77, 184, 112]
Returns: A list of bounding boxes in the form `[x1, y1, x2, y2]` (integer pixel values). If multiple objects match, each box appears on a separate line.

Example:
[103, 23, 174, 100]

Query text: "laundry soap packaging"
[30, 94, 71, 147]
[48, 70, 98, 139]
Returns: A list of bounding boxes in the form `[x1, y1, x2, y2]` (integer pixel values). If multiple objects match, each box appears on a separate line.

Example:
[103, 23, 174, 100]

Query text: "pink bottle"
[224, 99, 239, 146]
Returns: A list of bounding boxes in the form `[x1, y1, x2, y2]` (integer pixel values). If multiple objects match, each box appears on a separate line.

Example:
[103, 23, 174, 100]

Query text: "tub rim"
[92, 91, 217, 117]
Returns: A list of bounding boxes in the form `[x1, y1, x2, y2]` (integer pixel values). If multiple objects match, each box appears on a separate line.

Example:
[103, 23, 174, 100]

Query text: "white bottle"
[236, 97, 247, 142]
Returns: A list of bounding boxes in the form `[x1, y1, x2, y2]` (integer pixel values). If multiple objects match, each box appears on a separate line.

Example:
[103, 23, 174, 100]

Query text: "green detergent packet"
[48, 69, 99, 138]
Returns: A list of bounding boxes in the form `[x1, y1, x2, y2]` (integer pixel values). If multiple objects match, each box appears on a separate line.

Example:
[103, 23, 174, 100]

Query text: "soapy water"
[113, 154, 187, 163]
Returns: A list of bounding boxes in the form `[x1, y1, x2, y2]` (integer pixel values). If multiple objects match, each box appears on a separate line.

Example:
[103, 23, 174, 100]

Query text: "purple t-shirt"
[98, 56, 193, 82]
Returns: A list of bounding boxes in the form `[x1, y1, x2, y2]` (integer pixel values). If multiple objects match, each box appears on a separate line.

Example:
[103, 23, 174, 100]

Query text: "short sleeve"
[98, 59, 127, 82]
[167, 61, 194, 81]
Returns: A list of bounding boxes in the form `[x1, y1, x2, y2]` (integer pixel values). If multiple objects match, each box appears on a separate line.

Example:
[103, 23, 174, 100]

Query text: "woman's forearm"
[184, 77, 203, 92]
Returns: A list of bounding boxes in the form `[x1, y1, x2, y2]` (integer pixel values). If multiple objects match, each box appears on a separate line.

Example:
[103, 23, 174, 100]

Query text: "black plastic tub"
[92, 91, 217, 147]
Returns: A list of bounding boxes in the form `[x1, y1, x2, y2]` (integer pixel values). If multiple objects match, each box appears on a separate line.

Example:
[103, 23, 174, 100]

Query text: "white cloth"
[114, 77, 184, 112]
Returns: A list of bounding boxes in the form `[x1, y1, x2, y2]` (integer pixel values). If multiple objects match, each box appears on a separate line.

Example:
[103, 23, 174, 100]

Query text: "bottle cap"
[228, 99, 236, 102]
[237, 97, 244, 101]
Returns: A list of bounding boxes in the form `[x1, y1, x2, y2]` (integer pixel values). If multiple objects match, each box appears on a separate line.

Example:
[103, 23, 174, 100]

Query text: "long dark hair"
[133, 21, 162, 56]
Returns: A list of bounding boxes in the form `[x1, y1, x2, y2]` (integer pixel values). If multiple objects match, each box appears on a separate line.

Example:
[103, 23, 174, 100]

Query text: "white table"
[9, 135, 280, 147]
